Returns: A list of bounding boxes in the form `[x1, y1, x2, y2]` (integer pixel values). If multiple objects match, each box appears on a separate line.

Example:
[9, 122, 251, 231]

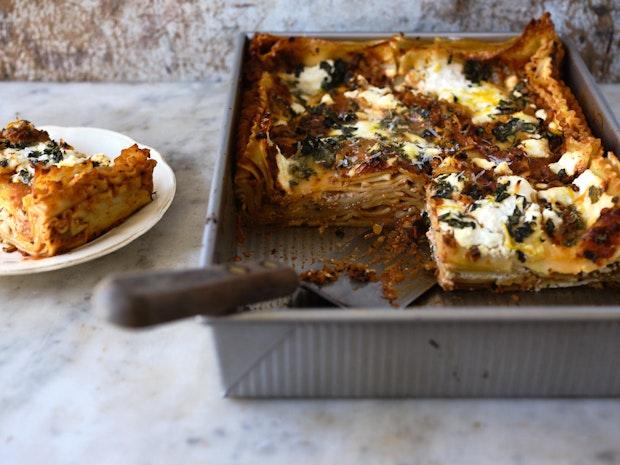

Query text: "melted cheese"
[573, 169, 615, 227]
[519, 138, 550, 158]
[409, 53, 506, 124]
[344, 86, 402, 111]
[494, 161, 513, 175]
[351, 120, 389, 139]
[1, 141, 112, 185]
[535, 109, 548, 120]
[275, 149, 294, 192]
[472, 158, 495, 170]
[437, 196, 515, 259]
[498, 175, 536, 201]
[512, 111, 538, 124]
[282, 62, 331, 97]
[548, 151, 584, 176]
[538, 169, 615, 228]
[290, 102, 306, 114]
[402, 134, 442, 164]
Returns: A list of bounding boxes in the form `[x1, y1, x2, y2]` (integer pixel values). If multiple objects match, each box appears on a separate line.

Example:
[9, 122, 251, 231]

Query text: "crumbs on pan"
[300, 215, 435, 306]
[299, 261, 378, 286]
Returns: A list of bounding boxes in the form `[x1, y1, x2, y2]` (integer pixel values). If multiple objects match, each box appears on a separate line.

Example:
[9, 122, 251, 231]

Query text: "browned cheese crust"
[235, 14, 620, 291]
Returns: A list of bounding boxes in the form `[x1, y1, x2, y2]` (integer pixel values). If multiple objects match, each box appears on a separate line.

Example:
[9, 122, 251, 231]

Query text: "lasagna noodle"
[0, 144, 155, 257]
[235, 14, 620, 291]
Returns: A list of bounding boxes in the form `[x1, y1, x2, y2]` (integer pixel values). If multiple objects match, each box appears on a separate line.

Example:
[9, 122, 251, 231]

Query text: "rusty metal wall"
[0, 0, 617, 82]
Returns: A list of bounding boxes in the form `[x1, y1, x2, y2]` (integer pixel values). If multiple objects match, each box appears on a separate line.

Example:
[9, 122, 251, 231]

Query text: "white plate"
[0, 126, 176, 275]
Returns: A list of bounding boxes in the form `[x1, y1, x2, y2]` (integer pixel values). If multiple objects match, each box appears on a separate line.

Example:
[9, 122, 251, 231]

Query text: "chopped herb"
[422, 128, 438, 139]
[17, 169, 32, 184]
[516, 250, 526, 262]
[495, 183, 510, 202]
[308, 103, 327, 115]
[546, 131, 564, 151]
[340, 126, 356, 137]
[561, 205, 585, 246]
[557, 168, 569, 182]
[4, 141, 26, 150]
[288, 162, 315, 181]
[496, 84, 528, 114]
[379, 114, 404, 132]
[463, 60, 491, 84]
[43, 142, 63, 163]
[438, 212, 476, 229]
[492, 118, 538, 142]
[506, 206, 534, 242]
[368, 140, 405, 164]
[323, 116, 338, 128]
[462, 183, 483, 200]
[588, 185, 603, 204]
[320, 59, 349, 91]
[298, 135, 339, 166]
[544, 218, 555, 237]
[583, 250, 598, 261]
[432, 180, 454, 199]
[293, 63, 304, 78]
[0, 158, 8, 167]
[497, 97, 526, 115]
[338, 112, 357, 123]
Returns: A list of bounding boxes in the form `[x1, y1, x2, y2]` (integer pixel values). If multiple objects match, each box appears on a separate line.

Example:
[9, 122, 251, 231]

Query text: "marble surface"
[0, 1, 618, 82]
[1, 81, 620, 465]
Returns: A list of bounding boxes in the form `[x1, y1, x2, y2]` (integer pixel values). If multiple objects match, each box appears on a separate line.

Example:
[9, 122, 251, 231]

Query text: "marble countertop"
[1, 81, 620, 465]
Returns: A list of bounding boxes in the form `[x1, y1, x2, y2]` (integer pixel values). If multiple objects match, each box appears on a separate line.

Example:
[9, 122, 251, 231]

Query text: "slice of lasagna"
[0, 120, 156, 257]
[236, 14, 620, 291]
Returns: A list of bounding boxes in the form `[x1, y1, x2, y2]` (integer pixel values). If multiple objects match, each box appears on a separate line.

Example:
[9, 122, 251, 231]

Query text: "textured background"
[0, 0, 617, 82]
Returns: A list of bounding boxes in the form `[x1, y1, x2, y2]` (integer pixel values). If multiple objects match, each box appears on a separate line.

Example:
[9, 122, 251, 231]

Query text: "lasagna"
[235, 14, 620, 291]
[0, 120, 156, 257]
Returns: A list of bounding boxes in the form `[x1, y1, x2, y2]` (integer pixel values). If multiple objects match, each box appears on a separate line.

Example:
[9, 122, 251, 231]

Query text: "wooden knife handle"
[93, 261, 299, 328]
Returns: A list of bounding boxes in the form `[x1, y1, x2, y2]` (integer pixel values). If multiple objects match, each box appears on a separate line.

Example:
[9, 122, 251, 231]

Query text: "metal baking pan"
[200, 32, 620, 398]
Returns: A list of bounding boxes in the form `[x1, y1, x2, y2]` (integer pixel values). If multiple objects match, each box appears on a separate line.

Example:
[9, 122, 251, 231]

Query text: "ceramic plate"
[0, 126, 176, 275]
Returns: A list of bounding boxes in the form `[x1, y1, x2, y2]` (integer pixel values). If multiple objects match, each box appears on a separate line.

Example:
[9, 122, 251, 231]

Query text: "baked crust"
[235, 14, 620, 291]
[0, 120, 156, 257]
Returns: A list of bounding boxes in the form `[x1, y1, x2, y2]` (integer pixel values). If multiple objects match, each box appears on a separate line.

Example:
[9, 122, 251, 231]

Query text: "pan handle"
[93, 261, 299, 328]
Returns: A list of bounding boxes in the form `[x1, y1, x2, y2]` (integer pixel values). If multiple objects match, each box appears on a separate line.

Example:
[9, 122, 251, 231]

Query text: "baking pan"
[200, 32, 620, 398]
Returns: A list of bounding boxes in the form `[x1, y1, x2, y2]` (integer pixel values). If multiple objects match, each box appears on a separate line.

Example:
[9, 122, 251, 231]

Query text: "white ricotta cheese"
[282, 62, 331, 97]
[411, 54, 506, 124]
[344, 85, 401, 111]
[472, 158, 495, 170]
[320, 94, 334, 105]
[290, 102, 306, 114]
[519, 138, 550, 158]
[494, 161, 513, 175]
[538, 186, 575, 205]
[535, 109, 548, 120]
[572, 169, 615, 227]
[548, 151, 584, 176]
[498, 175, 536, 201]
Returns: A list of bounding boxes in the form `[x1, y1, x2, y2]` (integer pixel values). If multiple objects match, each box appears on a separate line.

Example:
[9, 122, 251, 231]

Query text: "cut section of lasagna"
[235, 14, 620, 291]
[0, 120, 156, 257]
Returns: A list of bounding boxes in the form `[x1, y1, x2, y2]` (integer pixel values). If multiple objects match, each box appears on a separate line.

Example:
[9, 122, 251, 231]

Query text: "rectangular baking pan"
[201, 32, 620, 398]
